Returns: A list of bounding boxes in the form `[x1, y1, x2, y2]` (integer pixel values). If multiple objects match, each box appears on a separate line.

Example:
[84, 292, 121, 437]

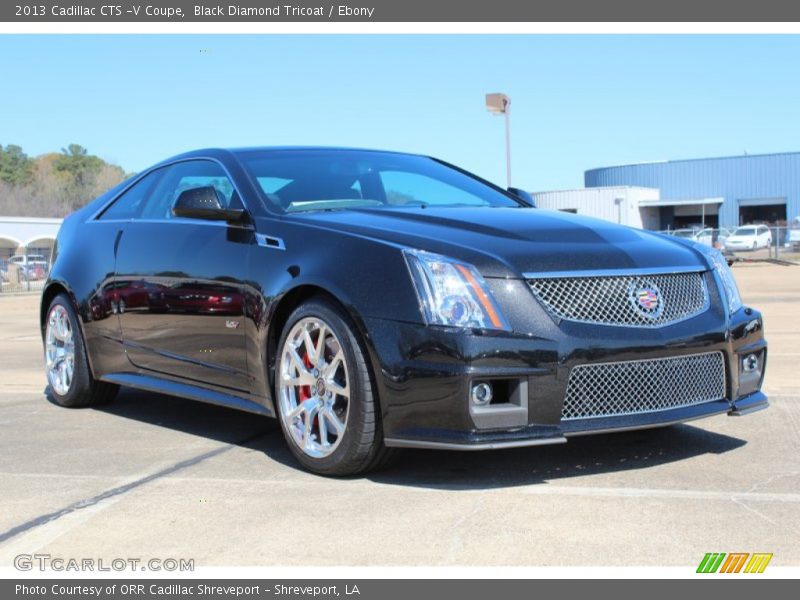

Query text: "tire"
[44, 293, 119, 408]
[274, 297, 395, 476]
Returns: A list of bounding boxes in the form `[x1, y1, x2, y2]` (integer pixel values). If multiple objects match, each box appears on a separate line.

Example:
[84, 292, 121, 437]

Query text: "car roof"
[156, 146, 425, 166]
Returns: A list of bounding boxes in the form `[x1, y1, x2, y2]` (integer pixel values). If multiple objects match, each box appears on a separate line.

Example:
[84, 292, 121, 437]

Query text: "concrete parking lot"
[0, 263, 798, 567]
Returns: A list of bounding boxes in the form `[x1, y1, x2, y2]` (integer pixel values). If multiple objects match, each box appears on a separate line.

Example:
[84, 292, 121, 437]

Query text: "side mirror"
[507, 187, 536, 208]
[172, 186, 248, 223]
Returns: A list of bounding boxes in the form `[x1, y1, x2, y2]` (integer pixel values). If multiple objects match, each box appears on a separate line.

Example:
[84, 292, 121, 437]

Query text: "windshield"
[734, 227, 757, 236]
[237, 150, 522, 213]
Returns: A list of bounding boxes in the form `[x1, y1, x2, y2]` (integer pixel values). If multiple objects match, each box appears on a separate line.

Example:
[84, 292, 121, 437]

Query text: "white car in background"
[7, 254, 50, 279]
[694, 227, 733, 248]
[669, 228, 699, 240]
[788, 218, 800, 250]
[724, 225, 772, 251]
[668, 227, 730, 248]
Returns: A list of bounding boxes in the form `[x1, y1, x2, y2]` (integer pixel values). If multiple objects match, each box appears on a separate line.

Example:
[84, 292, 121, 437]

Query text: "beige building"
[0, 216, 62, 261]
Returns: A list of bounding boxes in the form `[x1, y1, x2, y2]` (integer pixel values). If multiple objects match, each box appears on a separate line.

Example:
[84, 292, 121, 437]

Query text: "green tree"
[54, 144, 106, 210]
[54, 144, 104, 187]
[0, 144, 34, 185]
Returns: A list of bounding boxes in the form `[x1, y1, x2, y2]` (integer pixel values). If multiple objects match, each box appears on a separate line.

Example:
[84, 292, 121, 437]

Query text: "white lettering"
[338, 6, 375, 18]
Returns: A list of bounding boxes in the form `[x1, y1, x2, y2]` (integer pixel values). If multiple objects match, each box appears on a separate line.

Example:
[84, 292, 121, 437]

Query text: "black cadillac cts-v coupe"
[40, 148, 768, 475]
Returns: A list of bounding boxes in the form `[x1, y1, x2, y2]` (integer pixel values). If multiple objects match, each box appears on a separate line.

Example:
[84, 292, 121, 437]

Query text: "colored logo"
[628, 281, 664, 319]
[696, 552, 773, 573]
[636, 288, 660, 310]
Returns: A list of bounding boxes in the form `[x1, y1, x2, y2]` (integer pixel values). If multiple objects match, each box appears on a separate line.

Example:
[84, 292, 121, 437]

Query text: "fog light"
[471, 382, 493, 406]
[743, 353, 760, 373]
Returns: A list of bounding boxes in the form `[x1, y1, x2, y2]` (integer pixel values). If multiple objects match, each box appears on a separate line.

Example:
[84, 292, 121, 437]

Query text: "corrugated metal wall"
[585, 152, 800, 227]
[533, 187, 660, 228]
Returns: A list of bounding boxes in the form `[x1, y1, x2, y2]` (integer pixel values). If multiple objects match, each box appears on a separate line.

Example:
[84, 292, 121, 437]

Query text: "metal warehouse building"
[583, 151, 800, 230]
[532, 186, 664, 229]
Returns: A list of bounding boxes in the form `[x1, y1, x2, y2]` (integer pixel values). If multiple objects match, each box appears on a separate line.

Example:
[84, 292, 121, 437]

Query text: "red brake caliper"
[298, 351, 312, 402]
[299, 349, 319, 437]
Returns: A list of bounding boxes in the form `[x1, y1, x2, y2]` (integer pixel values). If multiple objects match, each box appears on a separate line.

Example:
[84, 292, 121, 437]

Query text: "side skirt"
[100, 372, 274, 417]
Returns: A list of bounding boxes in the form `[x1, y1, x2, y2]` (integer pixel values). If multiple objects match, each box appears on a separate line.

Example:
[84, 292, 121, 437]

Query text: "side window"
[139, 160, 241, 220]
[98, 170, 164, 220]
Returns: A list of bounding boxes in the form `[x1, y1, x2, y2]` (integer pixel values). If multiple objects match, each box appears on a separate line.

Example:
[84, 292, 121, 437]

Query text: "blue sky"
[2, 34, 800, 191]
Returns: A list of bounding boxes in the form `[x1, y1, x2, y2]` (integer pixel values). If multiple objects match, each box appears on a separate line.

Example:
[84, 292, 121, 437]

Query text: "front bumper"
[724, 241, 754, 250]
[363, 276, 767, 450]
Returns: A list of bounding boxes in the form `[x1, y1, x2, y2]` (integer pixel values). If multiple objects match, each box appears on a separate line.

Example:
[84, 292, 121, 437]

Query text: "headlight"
[403, 249, 510, 330]
[708, 249, 743, 315]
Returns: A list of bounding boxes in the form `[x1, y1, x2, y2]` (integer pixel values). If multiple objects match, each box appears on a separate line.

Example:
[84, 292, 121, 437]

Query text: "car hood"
[287, 207, 708, 278]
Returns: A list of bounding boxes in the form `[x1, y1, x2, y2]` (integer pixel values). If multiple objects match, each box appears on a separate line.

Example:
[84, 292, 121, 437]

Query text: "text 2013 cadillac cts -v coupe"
[40, 148, 768, 475]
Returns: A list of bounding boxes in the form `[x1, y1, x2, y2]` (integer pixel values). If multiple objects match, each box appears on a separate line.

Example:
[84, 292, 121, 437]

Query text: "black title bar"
[3, 579, 795, 600]
[4, 0, 800, 22]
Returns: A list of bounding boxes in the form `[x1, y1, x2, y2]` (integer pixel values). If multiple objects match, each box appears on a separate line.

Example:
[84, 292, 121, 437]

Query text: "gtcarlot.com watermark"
[14, 553, 194, 572]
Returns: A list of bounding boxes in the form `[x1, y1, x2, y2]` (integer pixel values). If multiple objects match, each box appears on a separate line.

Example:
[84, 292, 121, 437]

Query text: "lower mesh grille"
[562, 352, 727, 420]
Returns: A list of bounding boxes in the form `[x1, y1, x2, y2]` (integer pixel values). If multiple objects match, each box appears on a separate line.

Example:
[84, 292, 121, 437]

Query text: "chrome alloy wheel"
[45, 304, 75, 396]
[278, 317, 350, 458]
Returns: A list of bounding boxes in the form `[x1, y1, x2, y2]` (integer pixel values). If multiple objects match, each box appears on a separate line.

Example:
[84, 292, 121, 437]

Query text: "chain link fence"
[0, 246, 52, 294]
[1, 227, 794, 296]
[659, 226, 800, 265]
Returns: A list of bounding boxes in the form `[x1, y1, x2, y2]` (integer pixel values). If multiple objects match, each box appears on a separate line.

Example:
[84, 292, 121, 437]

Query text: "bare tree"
[0, 146, 128, 217]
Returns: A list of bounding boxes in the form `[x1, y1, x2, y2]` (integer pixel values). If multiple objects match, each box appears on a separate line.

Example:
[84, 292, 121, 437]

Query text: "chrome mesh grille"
[527, 271, 708, 327]
[562, 352, 726, 420]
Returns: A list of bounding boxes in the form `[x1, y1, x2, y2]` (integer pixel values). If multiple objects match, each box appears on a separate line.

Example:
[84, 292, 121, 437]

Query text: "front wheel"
[274, 298, 394, 476]
[44, 293, 119, 407]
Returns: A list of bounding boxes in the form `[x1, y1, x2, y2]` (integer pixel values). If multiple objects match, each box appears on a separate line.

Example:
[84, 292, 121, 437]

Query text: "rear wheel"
[274, 298, 395, 476]
[44, 293, 119, 407]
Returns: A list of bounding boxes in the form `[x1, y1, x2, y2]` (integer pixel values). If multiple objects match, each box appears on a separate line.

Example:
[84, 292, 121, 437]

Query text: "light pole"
[485, 93, 512, 188]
